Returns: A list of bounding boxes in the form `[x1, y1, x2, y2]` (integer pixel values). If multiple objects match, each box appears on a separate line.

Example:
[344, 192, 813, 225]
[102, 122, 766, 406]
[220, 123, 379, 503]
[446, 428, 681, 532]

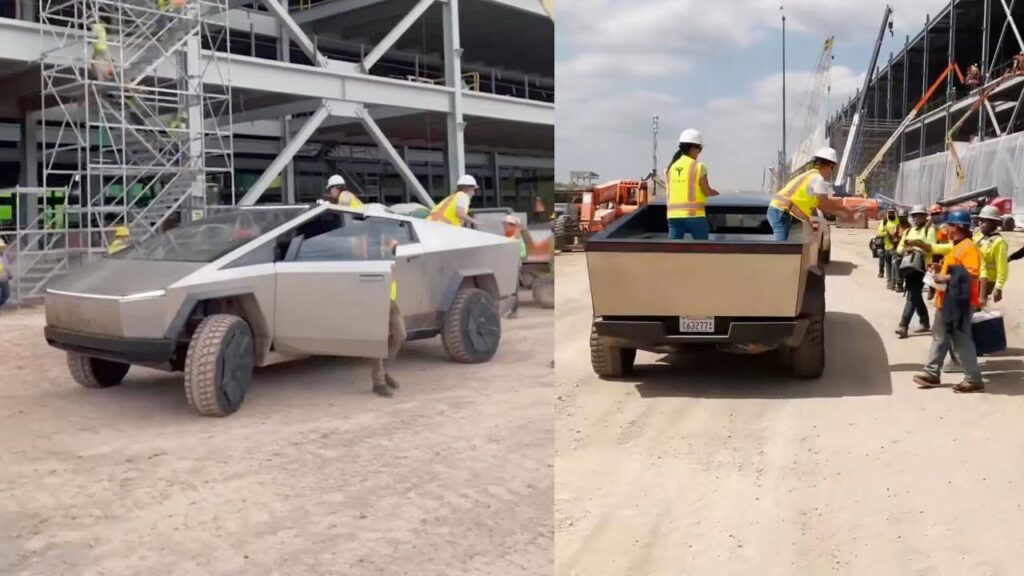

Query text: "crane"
[791, 37, 835, 174]
[853, 63, 966, 197]
[835, 5, 894, 192]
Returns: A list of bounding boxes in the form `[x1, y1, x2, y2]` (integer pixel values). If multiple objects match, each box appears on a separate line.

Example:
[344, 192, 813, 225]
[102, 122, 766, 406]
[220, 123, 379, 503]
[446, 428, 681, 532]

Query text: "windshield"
[111, 208, 308, 262]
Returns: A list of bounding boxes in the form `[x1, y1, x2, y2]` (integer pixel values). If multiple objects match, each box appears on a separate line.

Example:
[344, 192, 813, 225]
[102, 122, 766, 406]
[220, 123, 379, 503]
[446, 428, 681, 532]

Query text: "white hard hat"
[457, 174, 478, 188]
[326, 174, 345, 188]
[812, 146, 839, 165]
[978, 205, 1003, 221]
[910, 204, 928, 215]
[503, 214, 520, 225]
[678, 129, 703, 146]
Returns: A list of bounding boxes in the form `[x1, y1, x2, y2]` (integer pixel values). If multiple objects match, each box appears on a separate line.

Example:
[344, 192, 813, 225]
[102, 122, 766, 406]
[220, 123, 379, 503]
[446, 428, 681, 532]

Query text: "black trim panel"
[45, 326, 176, 364]
[594, 318, 807, 348]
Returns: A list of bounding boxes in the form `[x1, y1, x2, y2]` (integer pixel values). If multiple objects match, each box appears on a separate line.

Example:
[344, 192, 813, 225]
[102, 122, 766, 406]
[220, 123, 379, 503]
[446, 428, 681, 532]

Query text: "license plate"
[679, 316, 715, 333]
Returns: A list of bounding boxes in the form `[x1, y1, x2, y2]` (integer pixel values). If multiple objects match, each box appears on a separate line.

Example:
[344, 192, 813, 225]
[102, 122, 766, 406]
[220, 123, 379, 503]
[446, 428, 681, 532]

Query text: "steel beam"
[239, 104, 331, 205]
[259, 0, 329, 67]
[356, 108, 433, 206]
[442, 0, 466, 189]
[361, 0, 437, 72]
[292, 0, 389, 24]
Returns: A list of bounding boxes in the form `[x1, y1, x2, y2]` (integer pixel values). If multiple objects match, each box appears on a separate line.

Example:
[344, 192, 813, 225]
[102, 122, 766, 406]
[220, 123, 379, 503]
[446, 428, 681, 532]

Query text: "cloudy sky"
[555, 0, 951, 190]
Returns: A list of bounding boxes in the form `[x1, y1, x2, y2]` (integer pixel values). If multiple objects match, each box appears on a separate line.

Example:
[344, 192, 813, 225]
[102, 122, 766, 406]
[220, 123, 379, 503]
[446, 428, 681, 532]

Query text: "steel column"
[239, 104, 331, 205]
[186, 36, 205, 210]
[361, 0, 437, 72]
[901, 36, 909, 160]
[442, 0, 466, 191]
[356, 108, 433, 206]
[981, 0, 992, 138]
[946, 6, 956, 140]
[922, 14, 930, 157]
[887, 52, 893, 120]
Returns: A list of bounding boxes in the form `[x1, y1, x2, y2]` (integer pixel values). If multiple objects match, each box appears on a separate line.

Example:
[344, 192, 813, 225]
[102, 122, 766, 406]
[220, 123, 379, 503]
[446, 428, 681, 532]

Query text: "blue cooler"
[972, 311, 1007, 356]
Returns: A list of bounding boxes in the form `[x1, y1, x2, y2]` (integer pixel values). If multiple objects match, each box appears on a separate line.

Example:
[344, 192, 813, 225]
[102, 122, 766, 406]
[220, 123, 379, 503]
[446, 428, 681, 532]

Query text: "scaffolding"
[24, 0, 234, 300]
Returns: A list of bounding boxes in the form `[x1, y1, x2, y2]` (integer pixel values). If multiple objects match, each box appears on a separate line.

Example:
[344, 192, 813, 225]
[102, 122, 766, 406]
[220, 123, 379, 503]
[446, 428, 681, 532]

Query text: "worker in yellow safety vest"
[108, 227, 131, 255]
[503, 214, 527, 319]
[0, 238, 11, 311]
[974, 205, 1010, 304]
[325, 174, 366, 211]
[90, 21, 114, 81]
[768, 146, 860, 241]
[428, 175, 478, 227]
[876, 208, 900, 283]
[371, 237, 406, 398]
[665, 128, 719, 240]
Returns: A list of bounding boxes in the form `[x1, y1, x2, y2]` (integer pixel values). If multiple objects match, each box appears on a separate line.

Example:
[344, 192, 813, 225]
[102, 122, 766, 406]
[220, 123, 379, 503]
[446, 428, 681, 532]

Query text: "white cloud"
[555, 0, 950, 187]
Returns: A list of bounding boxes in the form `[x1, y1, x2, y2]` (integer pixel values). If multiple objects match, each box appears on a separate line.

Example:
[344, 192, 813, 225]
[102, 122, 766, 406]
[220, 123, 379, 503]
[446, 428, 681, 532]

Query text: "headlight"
[120, 290, 166, 302]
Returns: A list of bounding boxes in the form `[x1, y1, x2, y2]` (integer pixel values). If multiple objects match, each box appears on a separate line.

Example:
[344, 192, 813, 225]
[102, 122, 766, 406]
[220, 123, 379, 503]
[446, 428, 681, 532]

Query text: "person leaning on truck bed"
[665, 128, 719, 240]
[766, 146, 860, 241]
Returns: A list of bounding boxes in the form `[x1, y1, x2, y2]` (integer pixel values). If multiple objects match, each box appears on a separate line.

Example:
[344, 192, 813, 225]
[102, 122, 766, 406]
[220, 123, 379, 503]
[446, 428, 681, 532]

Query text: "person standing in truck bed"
[767, 147, 860, 241]
[665, 129, 719, 240]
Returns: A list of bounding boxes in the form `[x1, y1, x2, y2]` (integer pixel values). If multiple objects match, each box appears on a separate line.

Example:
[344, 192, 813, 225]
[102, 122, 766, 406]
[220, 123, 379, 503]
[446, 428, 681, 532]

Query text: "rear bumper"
[594, 317, 809, 349]
[45, 326, 176, 364]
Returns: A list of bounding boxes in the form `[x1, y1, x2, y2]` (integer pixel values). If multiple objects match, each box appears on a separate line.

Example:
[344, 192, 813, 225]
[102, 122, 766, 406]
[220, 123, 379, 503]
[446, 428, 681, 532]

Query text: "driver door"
[272, 212, 392, 359]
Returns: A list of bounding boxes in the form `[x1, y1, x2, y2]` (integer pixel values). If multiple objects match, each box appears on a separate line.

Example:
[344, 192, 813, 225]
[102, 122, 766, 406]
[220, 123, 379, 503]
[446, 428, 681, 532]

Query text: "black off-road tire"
[821, 245, 832, 264]
[532, 273, 555, 309]
[442, 288, 501, 364]
[183, 314, 255, 417]
[590, 325, 636, 378]
[67, 352, 129, 389]
[554, 215, 576, 250]
[790, 309, 825, 379]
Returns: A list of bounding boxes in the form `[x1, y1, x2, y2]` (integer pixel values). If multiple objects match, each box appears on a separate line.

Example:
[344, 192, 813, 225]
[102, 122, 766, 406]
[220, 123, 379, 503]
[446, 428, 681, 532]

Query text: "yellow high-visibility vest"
[428, 191, 468, 226]
[391, 280, 397, 301]
[666, 156, 708, 218]
[337, 191, 366, 211]
[770, 169, 822, 221]
[975, 231, 1010, 290]
[92, 23, 108, 53]
[108, 240, 127, 255]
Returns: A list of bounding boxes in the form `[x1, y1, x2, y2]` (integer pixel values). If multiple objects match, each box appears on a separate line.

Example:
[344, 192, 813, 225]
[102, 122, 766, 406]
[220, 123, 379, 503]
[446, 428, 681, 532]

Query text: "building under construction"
[827, 0, 1024, 213]
[0, 0, 554, 303]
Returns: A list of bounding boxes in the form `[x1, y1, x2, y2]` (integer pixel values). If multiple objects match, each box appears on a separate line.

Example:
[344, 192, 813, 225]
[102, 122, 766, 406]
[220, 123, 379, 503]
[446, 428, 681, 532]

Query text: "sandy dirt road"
[0, 300, 553, 576]
[555, 229, 1024, 576]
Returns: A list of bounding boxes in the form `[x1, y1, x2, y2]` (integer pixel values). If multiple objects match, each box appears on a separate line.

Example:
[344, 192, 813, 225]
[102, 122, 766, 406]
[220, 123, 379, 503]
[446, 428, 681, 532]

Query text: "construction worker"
[0, 239, 11, 311]
[108, 227, 131, 255]
[894, 205, 936, 338]
[906, 209, 984, 393]
[965, 63, 982, 88]
[371, 237, 405, 398]
[889, 208, 912, 292]
[876, 208, 900, 283]
[325, 174, 366, 211]
[1013, 52, 1024, 76]
[768, 146, 860, 241]
[665, 129, 719, 240]
[503, 214, 527, 319]
[975, 205, 1009, 304]
[428, 175, 478, 227]
[90, 21, 114, 82]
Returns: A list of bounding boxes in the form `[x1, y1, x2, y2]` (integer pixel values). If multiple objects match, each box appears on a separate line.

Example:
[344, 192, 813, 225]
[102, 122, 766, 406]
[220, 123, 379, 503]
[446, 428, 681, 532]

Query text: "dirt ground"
[0, 299, 553, 575]
[555, 229, 1024, 576]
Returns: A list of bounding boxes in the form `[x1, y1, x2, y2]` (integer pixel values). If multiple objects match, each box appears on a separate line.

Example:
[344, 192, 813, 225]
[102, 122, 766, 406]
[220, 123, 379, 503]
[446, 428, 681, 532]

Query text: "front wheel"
[183, 314, 255, 417]
[790, 313, 825, 378]
[67, 352, 129, 389]
[442, 288, 501, 363]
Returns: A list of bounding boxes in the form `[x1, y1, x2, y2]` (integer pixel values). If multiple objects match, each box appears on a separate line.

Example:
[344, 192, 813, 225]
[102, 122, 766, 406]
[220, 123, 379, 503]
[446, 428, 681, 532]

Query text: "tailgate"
[586, 243, 805, 318]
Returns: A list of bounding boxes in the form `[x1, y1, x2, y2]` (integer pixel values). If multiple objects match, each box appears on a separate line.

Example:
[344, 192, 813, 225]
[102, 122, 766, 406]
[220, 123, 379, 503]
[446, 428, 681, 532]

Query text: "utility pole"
[781, 5, 787, 180]
[652, 114, 659, 177]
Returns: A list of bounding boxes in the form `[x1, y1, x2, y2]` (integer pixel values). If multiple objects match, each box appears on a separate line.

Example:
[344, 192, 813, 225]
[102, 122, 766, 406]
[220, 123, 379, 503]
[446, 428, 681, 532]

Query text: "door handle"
[358, 274, 385, 282]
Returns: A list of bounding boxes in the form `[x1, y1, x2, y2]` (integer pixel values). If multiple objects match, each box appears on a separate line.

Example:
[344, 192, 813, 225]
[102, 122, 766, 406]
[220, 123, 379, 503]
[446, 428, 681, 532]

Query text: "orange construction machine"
[554, 179, 650, 251]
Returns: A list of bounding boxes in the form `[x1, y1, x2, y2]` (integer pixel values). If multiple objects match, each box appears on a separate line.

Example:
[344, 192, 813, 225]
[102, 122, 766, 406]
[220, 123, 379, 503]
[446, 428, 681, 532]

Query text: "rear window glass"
[110, 208, 308, 263]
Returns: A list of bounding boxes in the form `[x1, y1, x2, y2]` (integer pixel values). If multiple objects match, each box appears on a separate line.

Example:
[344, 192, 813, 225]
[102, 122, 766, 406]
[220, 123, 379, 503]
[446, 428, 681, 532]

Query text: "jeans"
[924, 309, 982, 384]
[890, 253, 902, 289]
[370, 301, 406, 386]
[766, 206, 793, 241]
[0, 280, 8, 309]
[900, 272, 929, 329]
[879, 249, 892, 278]
[668, 217, 710, 240]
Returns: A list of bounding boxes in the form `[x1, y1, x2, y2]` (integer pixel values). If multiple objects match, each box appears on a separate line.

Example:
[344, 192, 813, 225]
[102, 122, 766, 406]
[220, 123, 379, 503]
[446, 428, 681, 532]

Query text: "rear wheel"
[532, 273, 555, 309]
[820, 245, 831, 264]
[442, 288, 501, 363]
[183, 314, 254, 417]
[790, 288, 825, 379]
[67, 352, 129, 389]
[590, 324, 636, 378]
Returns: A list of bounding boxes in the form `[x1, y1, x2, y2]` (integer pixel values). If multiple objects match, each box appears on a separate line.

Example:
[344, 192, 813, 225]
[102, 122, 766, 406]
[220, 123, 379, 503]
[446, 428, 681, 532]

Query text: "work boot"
[385, 373, 401, 390]
[896, 286, 905, 294]
[913, 374, 942, 389]
[878, 272, 885, 279]
[915, 325, 931, 334]
[953, 381, 985, 394]
[895, 326, 908, 339]
[372, 383, 393, 398]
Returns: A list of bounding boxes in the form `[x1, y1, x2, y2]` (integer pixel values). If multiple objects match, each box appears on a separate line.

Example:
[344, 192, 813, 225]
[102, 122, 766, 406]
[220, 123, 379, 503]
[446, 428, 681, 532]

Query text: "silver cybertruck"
[44, 204, 521, 416]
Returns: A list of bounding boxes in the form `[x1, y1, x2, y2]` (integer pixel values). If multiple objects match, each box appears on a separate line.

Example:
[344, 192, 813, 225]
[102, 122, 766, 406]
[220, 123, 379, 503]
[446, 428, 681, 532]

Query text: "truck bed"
[586, 198, 817, 320]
